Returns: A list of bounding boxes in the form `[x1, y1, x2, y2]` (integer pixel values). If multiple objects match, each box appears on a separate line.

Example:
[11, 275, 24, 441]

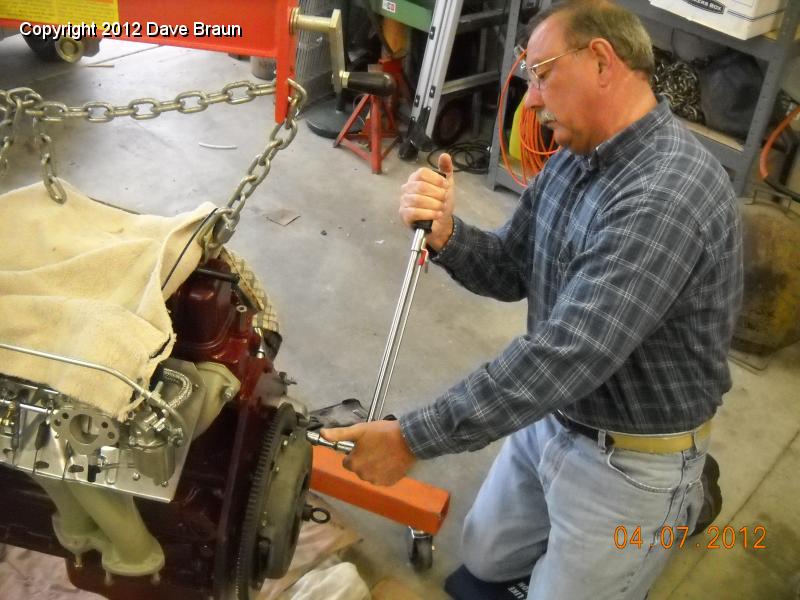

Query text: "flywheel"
[234, 403, 312, 599]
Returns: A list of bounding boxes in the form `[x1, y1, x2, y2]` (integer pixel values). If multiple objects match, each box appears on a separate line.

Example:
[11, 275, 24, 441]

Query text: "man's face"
[523, 15, 599, 155]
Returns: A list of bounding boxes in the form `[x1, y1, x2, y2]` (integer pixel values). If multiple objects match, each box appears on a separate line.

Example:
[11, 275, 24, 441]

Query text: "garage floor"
[1, 38, 798, 600]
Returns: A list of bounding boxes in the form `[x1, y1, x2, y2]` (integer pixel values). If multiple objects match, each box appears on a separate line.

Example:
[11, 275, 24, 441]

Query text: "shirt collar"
[580, 98, 672, 172]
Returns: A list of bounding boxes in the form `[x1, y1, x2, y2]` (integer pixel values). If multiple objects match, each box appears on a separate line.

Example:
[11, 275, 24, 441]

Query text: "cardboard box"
[650, 0, 786, 40]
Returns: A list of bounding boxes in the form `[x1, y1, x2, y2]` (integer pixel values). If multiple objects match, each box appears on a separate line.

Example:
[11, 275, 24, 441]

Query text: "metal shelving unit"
[488, 0, 800, 196]
[486, 0, 526, 195]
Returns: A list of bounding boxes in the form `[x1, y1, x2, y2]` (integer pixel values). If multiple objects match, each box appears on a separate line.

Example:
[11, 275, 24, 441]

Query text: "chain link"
[0, 116, 15, 177]
[22, 80, 277, 124]
[0, 91, 30, 177]
[209, 80, 306, 248]
[0, 78, 306, 248]
[32, 118, 67, 204]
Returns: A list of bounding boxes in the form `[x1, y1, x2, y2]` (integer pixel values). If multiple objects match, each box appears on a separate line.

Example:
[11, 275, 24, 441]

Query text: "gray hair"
[526, 0, 655, 77]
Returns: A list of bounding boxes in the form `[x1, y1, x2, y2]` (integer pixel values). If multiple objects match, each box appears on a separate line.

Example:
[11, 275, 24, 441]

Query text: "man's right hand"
[399, 152, 455, 251]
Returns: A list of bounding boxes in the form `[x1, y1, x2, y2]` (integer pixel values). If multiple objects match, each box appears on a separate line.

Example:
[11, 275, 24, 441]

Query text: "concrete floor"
[1, 38, 798, 600]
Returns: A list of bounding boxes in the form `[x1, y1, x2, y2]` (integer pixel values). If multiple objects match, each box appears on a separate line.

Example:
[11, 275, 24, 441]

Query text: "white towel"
[0, 181, 216, 419]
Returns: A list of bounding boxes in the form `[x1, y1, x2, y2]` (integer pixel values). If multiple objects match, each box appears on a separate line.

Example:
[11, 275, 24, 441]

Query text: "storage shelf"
[489, 0, 800, 197]
[614, 0, 791, 61]
[681, 120, 743, 152]
[681, 120, 747, 171]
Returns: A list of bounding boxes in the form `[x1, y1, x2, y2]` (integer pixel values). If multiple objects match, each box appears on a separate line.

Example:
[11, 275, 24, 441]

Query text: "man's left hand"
[320, 420, 416, 486]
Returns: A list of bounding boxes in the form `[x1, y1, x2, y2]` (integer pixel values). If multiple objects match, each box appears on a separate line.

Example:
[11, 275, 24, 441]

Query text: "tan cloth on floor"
[0, 181, 215, 419]
[280, 562, 370, 600]
[0, 545, 104, 599]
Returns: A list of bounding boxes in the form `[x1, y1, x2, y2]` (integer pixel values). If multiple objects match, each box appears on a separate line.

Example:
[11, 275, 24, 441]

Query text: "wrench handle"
[413, 166, 446, 232]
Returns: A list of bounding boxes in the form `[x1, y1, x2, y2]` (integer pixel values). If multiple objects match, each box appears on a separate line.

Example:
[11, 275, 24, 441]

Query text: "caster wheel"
[406, 528, 433, 571]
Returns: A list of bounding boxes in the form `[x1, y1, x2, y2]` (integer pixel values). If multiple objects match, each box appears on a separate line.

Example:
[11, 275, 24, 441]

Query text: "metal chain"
[0, 78, 306, 246]
[32, 118, 67, 203]
[0, 88, 40, 177]
[210, 81, 307, 247]
[652, 49, 704, 124]
[0, 109, 15, 177]
[22, 80, 278, 124]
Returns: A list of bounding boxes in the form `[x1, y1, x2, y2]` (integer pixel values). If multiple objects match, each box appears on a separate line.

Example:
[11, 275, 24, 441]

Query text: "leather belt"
[553, 411, 711, 454]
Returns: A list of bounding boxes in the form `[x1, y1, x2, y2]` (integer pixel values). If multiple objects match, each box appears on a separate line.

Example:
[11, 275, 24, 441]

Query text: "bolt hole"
[101, 422, 109, 429]
[34, 460, 49, 470]
[61, 412, 69, 420]
[68, 464, 84, 473]
[54, 419, 61, 426]
[108, 432, 115, 440]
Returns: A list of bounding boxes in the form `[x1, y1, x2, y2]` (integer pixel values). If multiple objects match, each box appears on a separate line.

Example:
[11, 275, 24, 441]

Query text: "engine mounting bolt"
[132, 471, 140, 481]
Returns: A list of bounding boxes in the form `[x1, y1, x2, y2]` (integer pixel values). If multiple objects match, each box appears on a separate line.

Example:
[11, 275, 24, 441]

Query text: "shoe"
[444, 565, 530, 600]
[691, 454, 722, 536]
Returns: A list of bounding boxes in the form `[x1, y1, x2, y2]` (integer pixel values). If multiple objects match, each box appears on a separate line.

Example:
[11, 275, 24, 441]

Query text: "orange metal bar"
[310, 446, 450, 535]
[0, 0, 299, 121]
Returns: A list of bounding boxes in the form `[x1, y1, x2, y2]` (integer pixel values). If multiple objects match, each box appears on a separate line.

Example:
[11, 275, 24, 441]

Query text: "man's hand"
[320, 420, 416, 486]
[399, 152, 455, 251]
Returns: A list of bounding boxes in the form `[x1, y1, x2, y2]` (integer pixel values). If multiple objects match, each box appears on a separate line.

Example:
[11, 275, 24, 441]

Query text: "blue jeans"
[461, 415, 708, 599]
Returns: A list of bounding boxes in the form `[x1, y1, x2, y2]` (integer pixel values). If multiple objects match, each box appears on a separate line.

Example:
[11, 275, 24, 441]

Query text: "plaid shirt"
[400, 100, 743, 459]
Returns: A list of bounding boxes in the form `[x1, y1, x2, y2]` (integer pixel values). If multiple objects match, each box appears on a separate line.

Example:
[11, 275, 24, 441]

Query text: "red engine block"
[0, 260, 297, 599]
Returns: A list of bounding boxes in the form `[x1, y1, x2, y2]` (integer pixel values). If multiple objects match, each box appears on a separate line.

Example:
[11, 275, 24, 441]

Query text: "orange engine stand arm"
[310, 446, 451, 535]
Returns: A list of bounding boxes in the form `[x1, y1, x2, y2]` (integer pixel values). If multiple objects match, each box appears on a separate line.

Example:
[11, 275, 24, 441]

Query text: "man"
[323, 0, 743, 596]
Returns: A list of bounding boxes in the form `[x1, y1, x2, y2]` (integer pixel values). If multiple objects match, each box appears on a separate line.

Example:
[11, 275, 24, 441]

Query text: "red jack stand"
[334, 92, 399, 174]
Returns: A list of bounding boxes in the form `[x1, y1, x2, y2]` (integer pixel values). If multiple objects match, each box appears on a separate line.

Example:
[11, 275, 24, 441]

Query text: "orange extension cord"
[498, 49, 559, 186]
[759, 102, 800, 201]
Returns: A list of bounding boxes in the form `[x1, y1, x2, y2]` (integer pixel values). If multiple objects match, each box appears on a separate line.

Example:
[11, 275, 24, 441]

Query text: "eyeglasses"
[521, 47, 587, 90]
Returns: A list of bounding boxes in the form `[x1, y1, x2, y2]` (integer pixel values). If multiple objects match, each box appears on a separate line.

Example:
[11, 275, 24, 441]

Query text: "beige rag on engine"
[0, 181, 216, 419]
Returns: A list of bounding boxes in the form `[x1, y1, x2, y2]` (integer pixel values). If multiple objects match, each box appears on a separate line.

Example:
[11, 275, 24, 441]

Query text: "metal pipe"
[367, 228, 427, 421]
[160, 368, 193, 411]
[375, 252, 425, 421]
[0, 398, 50, 415]
[0, 342, 153, 400]
[0, 343, 186, 440]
